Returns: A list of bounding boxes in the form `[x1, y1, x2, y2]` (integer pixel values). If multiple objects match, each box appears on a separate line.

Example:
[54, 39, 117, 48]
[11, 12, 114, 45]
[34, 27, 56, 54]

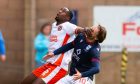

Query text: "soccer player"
[45, 25, 107, 84]
[21, 7, 85, 84]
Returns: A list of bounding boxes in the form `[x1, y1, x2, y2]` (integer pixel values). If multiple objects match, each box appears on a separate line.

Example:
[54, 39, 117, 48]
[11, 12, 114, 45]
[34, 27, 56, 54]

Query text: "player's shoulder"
[52, 22, 56, 26]
[77, 33, 85, 37]
[76, 33, 85, 39]
[91, 42, 101, 52]
[64, 21, 71, 24]
[74, 33, 85, 43]
[63, 21, 76, 26]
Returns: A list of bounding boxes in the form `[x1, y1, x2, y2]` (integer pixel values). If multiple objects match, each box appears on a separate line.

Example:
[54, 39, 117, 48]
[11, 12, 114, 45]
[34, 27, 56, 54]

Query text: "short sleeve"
[63, 22, 77, 35]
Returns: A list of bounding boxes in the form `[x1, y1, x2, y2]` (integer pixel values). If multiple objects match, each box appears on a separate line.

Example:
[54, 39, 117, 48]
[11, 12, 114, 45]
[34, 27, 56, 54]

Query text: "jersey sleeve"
[63, 22, 77, 35]
[81, 46, 101, 77]
[53, 41, 74, 55]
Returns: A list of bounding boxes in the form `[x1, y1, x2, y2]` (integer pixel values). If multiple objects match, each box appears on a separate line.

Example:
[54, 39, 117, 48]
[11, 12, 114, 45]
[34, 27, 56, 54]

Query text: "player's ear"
[95, 37, 98, 40]
[95, 36, 98, 41]
[66, 16, 70, 21]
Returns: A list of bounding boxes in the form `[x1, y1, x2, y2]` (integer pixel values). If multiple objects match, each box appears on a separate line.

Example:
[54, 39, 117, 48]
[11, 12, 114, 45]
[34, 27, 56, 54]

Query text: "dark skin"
[21, 7, 78, 84]
[55, 7, 71, 25]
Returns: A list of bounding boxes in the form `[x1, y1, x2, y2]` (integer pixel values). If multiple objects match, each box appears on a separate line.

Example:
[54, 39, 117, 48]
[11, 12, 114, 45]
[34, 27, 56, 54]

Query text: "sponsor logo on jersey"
[50, 35, 58, 42]
[77, 49, 81, 55]
[84, 45, 92, 52]
[96, 48, 100, 51]
[73, 53, 80, 61]
[80, 39, 83, 43]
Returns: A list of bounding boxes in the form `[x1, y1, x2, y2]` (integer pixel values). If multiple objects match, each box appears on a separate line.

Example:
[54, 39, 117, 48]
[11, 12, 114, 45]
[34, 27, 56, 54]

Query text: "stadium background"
[0, 0, 139, 84]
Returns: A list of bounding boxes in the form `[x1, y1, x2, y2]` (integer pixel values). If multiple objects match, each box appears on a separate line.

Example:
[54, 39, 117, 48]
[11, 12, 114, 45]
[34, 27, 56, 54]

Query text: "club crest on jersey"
[58, 25, 62, 31]
[80, 40, 83, 43]
[96, 48, 100, 51]
[84, 45, 92, 52]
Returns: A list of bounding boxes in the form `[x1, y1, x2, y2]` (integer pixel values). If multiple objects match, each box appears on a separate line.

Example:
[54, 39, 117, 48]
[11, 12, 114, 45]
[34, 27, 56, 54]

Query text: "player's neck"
[56, 21, 67, 25]
[86, 38, 96, 45]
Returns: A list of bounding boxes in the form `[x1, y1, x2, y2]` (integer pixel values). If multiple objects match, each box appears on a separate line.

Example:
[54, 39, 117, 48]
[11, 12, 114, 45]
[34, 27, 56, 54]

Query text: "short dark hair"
[97, 25, 107, 43]
[61, 7, 73, 21]
[40, 22, 51, 34]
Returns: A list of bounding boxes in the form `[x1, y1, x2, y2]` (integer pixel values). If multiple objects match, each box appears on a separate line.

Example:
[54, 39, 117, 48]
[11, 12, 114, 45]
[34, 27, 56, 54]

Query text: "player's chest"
[74, 40, 92, 56]
[50, 26, 67, 42]
[72, 45, 92, 62]
[51, 26, 66, 35]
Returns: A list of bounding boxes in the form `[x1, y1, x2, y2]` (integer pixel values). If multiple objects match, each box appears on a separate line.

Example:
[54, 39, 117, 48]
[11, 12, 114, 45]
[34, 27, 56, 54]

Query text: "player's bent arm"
[75, 27, 85, 34]
[53, 41, 74, 55]
[81, 48, 100, 77]
[53, 33, 81, 55]
[43, 42, 74, 60]
[81, 62, 100, 77]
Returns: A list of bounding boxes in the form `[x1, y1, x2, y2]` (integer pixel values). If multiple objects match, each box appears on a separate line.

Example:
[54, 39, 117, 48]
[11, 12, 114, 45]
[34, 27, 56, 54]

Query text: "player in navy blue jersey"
[44, 25, 107, 84]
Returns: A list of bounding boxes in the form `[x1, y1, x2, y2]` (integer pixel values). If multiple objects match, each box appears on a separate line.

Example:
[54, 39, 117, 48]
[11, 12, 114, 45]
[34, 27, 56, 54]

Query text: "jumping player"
[21, 7, 85, 84]
[45, 25, 107, 84]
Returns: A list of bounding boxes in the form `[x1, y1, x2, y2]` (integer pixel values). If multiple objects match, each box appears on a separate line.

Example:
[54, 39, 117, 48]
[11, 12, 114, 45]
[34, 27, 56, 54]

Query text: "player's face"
[91, 26, 100, 40]
[55, 7, 70, 21]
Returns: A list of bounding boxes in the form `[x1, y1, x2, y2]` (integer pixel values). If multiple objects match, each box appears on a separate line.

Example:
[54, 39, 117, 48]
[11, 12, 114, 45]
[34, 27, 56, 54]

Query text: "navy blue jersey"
[54, 33, 100, 78]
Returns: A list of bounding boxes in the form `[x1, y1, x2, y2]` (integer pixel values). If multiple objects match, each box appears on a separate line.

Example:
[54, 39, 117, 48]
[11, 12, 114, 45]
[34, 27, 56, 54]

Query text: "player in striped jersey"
[21, 7, 85, 84]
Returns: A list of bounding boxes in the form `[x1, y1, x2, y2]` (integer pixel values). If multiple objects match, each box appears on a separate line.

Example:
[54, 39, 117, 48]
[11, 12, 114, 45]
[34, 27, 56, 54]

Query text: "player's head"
[55, 7, 73, 22]
[96, 25, 107, 43]
[86, 25, 107, 43]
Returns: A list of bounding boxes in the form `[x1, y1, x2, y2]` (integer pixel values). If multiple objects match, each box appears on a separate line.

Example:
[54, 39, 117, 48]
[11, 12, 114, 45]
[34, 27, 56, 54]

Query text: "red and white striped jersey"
[47, 21, 77, 71]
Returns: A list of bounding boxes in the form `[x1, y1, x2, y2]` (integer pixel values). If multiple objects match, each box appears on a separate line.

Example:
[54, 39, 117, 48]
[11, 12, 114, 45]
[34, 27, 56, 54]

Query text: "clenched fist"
[84, 27, 94, 40]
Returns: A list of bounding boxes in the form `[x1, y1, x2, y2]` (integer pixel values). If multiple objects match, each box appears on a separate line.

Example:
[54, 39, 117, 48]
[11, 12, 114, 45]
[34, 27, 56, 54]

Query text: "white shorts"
[55, 75, 93, 84]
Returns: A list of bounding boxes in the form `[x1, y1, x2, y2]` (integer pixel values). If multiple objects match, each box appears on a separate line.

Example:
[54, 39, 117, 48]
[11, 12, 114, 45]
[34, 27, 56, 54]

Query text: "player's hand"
[75, 27, 84, 34]
[43, 52, 54, 60]
[84, 27, 94, 40]
[73, 69, 82, 80]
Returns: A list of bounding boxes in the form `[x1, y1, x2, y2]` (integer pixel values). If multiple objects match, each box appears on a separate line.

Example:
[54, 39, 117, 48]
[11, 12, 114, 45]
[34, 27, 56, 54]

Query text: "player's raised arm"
[75, 26, 84, 34]
[43, 41, 74, 60]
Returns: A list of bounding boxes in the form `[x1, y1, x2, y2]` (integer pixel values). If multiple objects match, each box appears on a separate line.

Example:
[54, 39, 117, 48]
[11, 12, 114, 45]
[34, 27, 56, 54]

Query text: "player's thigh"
[21, 73, 37, 84]
[41, 66, 67, 84]
[55, 75, 73, 84]
[32, 63, 50, 78]
[32, 78, 45, 84]
[85, 78, 93, 84]
[75, 77, 93, 84]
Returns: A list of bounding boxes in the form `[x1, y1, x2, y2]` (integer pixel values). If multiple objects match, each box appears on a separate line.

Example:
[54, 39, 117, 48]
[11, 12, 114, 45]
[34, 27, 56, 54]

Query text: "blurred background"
[0, 0, 140, 84]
